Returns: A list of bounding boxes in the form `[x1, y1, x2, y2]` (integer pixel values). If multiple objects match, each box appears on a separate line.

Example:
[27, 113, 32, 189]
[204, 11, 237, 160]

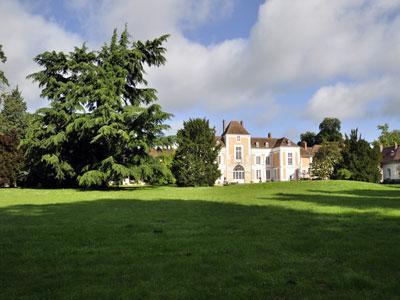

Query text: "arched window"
[233, 165, 245, 180]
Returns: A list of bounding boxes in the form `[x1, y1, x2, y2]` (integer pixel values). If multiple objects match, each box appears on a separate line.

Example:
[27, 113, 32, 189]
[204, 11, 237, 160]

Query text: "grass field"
[1, 181, 400, 299]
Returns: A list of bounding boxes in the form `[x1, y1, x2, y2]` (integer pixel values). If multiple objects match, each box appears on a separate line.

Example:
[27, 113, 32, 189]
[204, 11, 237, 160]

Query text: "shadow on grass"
[258, 188, 400, 211]
[1, 198, 400, 299]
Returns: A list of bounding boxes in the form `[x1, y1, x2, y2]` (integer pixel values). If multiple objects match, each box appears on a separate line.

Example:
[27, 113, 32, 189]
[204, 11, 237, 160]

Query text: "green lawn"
[1, 181, 400, 299]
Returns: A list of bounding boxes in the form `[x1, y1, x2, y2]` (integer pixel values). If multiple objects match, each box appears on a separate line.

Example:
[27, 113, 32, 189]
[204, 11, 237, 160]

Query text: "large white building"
[215, 120, 311, 184]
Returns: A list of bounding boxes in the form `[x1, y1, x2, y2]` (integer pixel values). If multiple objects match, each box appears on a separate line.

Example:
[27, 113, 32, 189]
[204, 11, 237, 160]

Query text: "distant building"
[215, 120, 315, 184]
[381, 143, 400, 181]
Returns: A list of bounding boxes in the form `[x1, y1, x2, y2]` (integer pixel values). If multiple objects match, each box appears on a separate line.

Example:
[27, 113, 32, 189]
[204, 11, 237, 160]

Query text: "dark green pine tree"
[338, 129, 381, 183]
[172, 118, 221, 186]
[0, 44, 8, 88]
[23, 28, 172, 188]
[0, 87, 28, 136]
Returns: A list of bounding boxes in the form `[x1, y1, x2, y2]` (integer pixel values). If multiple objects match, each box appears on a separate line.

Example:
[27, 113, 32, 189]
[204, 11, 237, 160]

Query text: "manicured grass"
[1, 181, 400, 299]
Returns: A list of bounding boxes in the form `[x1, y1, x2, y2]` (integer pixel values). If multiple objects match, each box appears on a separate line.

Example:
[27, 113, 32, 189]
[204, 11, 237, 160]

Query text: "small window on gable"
[237, 136, 241, 142]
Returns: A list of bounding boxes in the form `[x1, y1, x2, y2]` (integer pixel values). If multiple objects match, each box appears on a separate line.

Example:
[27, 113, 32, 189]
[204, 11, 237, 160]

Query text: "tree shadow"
[309, 189, 400, 199]
[1, 198, 400, 299]
[258, 188, 400, 211]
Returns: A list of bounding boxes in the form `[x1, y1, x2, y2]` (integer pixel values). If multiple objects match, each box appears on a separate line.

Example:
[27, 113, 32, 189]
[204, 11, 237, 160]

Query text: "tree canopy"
[298, 131, 317, 147]
[337, 129, 381, 183]
[374, 123, 400, 148]
[0, 44, 8, 88]
[0, 87, 27, 136]
[22, 29, 172, 188]
[172, 118, 221, 187]
[299, 118, 343, 147]
[310, 141, 341, 180]
[316, 117, 342, 144]
[0, 87, 27, 187]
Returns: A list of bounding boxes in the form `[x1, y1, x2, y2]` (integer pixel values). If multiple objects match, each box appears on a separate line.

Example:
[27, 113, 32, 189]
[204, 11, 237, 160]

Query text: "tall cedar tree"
[172, 118, 221, 186]
[23, 29, 172, 188]
[338, 129, 381, 183]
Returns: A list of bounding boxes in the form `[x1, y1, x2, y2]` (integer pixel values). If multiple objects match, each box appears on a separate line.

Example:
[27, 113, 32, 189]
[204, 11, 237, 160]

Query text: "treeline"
[299, 118, 399, 183]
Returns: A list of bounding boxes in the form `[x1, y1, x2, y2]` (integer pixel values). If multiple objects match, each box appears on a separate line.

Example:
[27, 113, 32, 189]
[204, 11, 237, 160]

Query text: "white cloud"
[1, 0, 400, 124]
[0, 0, 82, 110]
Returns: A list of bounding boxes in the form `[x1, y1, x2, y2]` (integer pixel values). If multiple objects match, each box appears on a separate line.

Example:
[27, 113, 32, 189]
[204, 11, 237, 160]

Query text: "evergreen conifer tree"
[338, 129, 381, 183]
[172, 118, 221, 186]
[23, 29, 171, 188]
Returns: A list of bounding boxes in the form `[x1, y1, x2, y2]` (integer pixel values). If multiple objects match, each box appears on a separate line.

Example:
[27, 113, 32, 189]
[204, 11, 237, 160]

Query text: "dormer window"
[265, 142, 269, 147]
[237, 136, 241, 142]
[256, 142, 259, 148]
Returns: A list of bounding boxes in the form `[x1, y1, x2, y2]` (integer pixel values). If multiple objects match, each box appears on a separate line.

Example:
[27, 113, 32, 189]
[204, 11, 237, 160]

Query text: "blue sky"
[1, 0, 400, 142]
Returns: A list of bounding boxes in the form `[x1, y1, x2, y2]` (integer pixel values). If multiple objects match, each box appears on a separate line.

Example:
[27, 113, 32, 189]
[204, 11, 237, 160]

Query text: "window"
[236, 136, 241, 142]
[266, 156, 270, 165]
[288, 153, 293, 165]
[256, 170, 261, 180]
[266, 170, 271, 180]
[218, 156, 221, 164]
[233, 165, 245, 180]
[235, 146, 242, 160]
[388, 168, 392, 179]
[256, 156, 261, 164]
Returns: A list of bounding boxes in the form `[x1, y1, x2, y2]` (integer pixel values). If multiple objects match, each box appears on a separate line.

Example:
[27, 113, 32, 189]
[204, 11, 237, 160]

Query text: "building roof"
[222, 121, 250, 135]
[300, 144, 321, 158]
[382, 145, 400, 164]
[250, 137, 298, 149]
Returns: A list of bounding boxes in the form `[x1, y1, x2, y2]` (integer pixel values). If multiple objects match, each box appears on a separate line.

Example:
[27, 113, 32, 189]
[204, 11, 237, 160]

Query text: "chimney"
[240, 120, 243, 126]
[222, 119, 226, 132]
[268, 132, 272, 139]
[302, 141, 308, 150]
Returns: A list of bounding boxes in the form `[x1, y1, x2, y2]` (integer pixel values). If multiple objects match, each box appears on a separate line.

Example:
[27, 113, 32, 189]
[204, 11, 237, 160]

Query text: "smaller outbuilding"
[381, 143, 400, 182]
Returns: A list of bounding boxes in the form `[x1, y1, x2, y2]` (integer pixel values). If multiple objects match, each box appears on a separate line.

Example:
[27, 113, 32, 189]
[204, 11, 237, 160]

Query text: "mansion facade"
[215, 120, 315, 184]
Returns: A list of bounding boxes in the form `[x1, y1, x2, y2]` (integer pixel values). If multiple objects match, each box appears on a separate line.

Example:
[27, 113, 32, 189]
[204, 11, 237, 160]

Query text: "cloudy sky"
[1, 0, 400, 141]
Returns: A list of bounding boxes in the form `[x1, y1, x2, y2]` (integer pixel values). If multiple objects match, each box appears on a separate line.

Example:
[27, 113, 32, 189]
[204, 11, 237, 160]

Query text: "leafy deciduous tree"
[172, 118, 221, 187]
[310, 141, 341, 180]
[298, 131, 317, 147]
[374, 123, 400, 148]
[0, 44, 8, 88]
[315, 117, 343, 144]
